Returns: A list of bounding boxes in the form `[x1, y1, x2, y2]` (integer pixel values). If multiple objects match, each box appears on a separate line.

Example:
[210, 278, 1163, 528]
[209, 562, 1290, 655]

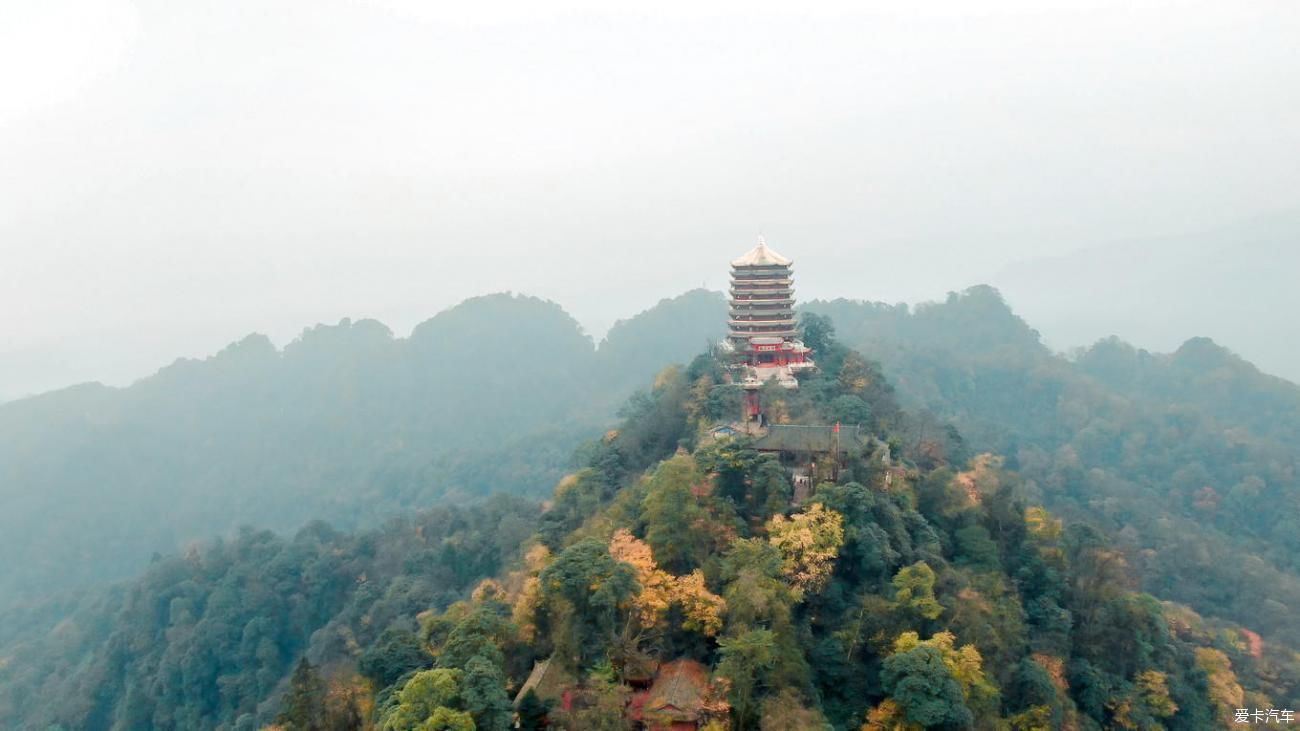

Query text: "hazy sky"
[3, 0, 1298, 400]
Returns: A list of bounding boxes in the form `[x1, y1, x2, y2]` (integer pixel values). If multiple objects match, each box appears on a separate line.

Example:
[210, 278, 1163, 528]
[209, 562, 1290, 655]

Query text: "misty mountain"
[804, 289, 1300, 649]
[4, 314, 1295, 731]
[5, 282, 1300, 707]
[0, 291, 724, 610]
[990, 211, 1300, 383]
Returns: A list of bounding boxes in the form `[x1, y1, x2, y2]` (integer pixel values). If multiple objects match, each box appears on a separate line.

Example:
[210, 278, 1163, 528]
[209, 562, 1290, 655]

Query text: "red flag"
[833, 422, 840, 433]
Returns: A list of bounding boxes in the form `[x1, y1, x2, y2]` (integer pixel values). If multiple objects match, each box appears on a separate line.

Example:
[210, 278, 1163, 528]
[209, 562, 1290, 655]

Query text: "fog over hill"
[3, 3, 1298, 726]
[7, 284, 1300, 655]
[0, 290, 726, 608]
[5, 2, 1299, 402]
[990, 211, 1300, 383]
[5, 284, 1300, 730]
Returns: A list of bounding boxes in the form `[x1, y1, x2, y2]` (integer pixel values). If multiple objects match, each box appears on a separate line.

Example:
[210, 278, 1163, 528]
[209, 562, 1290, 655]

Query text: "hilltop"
[3, 283, 1299, 729]
[3, 325, 1292, 729]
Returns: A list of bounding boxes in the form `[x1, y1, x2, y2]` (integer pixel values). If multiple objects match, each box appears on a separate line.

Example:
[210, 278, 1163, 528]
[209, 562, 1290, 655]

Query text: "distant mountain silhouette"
[5, 282, 1300, 661]
[989, 211, 1300, 382]
[0, 292, 719, 608]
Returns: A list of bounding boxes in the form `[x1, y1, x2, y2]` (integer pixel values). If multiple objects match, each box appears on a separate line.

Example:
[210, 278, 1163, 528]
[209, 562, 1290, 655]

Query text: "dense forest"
[803, 289, 1300, 654]
[2, 314, 1296, 730]
[2, 285, 1299, 729]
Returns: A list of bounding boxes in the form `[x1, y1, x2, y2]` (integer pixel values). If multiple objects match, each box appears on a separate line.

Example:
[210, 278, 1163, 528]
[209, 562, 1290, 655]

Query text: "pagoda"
[722, 238, 815, 420]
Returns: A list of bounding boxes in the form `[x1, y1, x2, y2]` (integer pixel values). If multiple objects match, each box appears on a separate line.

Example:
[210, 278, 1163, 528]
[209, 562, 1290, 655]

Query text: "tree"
[642, 454, 709, 573]
[890, 632, 998, 716]
[706, 384, 745, 422]
[695, 437, 762, 507]
[421, 707, 477, 731]
[830, 395, 872, 426]
[717, 629, 777, 730]
[880, 645, 973, 729]
[952, 525, 998, 569]
[1195, 648, 1244, 725]
[609, 529, 674, 630]
[721, 539, 796, 632]
[361, 628, 432, 688]
[892, 562, 944, 621]
[380, 668, 465, 731]
[1136, 670, 1177, 719]
[862, 699, 923, 731]
[277, 657, 326, 731]
[755, 458, 792, 519]
[609, 529, 725, 638]
[539, 539, 637, 665]
[1004, 705, 1053, 731]
[766, 503, 845, 599]
[838, 352, 873, 394]
[436, 601, 514, 670]
[461, 655, 512, 731]
[676, 570, 726, 637]
[799, 312, 837, 355]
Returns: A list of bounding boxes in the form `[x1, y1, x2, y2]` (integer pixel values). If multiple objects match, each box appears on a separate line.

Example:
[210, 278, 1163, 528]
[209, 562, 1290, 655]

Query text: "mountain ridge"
[3, 323, 1295, 729]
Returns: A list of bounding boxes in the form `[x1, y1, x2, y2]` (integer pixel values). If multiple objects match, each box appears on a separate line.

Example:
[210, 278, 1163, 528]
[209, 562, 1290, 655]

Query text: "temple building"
[721, 238, 815, 419]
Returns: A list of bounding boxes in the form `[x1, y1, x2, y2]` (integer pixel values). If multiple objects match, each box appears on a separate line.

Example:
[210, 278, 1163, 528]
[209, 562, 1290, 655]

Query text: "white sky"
[2, 0, 1298, 399]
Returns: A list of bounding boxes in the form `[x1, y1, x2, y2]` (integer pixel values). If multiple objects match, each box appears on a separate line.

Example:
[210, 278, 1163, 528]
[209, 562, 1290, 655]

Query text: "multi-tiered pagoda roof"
[723, 239, 814, 390]
[728, 239, 798, 346]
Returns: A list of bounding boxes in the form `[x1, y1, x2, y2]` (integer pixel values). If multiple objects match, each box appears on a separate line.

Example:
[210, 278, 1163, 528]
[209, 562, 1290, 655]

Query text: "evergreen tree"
[881, 645, 973, 729]
[642, 454, 709, 573]
[277, 658, 326, 731]
[461, 655, 513, 731]
[717, 629, 776, 730]
[360, 628, 432, 688]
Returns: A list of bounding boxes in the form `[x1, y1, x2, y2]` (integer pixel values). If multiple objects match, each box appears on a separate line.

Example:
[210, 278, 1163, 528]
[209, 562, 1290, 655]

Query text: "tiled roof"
[751, 424, 871, 453]
[513, 657, 576, 707]
[731, 238, 792, 267]
[643, 659, 710, 722]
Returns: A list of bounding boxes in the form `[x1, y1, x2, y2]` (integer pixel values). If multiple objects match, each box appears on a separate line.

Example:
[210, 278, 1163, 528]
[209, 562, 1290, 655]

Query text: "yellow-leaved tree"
[766, 503, 845, 599]
[608, 529, 724, 636]
[676, 569, 726, 637]
[610, 528, 676, 629]
[892, 631, 998, 718]
[1195, 647, 1245, 725]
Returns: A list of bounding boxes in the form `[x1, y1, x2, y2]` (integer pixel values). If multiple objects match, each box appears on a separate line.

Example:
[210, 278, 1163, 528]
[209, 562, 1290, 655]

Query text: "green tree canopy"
[881, 645, 973, 729]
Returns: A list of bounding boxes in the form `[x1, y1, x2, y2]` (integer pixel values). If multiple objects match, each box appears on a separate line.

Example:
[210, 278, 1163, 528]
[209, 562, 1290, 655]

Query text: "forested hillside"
[4, 283, 1299, 729]
[0, 290, 726, 611]
[804, 288, 1300, 674]
[3, 329, 1292, 730]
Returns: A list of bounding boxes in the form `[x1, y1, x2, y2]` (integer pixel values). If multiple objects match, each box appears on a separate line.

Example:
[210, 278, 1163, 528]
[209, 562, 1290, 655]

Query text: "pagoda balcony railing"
[729, 332, 801, 341]
[728, 296, 795, 304]
[733, 309, 790, 318]
[730, 278, 793, 287]
[728, 328, 795, 336]
[731, 272, 792, 281]
[730, 300, 794, 309]
[731, 292, 794, 299]
[728, 334, 800, 342]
